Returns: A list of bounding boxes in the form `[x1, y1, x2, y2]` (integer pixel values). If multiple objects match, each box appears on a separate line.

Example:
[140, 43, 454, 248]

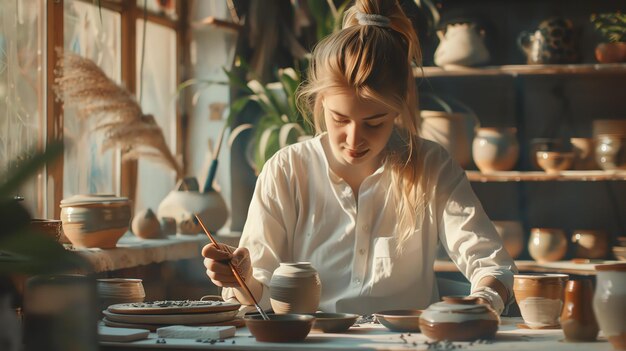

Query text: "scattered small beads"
[195, 338, 226, 344]
[156, 338, 167, 344]
[130, 300, 223, 308]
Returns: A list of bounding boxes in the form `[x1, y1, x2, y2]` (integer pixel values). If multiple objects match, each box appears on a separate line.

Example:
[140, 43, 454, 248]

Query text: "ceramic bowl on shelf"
[60, 194, 131, 249]
[308, 312, 359, 333]
[614, 246, 626, 261]
[528, 228, 567, 263]
[419, 296, 498, 341]
[374, 309, 422, 332]
[536, 151, 575, 174]
[244, 314, 315, 342]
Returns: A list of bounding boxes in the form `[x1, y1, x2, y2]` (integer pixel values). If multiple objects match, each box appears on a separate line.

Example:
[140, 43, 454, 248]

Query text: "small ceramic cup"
[536, 151, 575, 174]
[513, 273, 568, 329]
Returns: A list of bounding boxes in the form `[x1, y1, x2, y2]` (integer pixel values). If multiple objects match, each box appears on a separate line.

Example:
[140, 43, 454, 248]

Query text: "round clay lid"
[60, 194, 130, 207]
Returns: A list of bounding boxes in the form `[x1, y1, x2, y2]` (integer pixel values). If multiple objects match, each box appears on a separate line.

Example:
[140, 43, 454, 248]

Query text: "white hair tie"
[356, 11, 391, 28]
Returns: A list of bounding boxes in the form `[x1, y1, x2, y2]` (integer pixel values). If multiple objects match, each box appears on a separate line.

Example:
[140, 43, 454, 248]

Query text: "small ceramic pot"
[60, 194, 131, 249]
[536, 151, 575, 174]
[269, 262, 321, 314]
[96, 278, 145, 313]
[528, 228, 567, 263]
[595, 42, 626, 63]
[593, 263, 626, 350]
[528, 138, 565, 170]
[472, 127, 519, 172]
[513, 273, 568, 329]
[30, 219, 68, 243]
[561, 279, 598, 342]
[595, 134, 626, 171]
[131, 208, 164, 239]
[419, 296, 498, 341]
[493, 220, 525, 259]
[571, 229, 609, 259]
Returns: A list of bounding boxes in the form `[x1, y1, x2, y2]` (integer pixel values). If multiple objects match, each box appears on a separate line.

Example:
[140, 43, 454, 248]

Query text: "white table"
[100, 317, 614, 351]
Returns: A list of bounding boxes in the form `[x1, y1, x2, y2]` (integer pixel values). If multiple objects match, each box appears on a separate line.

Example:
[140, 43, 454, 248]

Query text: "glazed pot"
[593, 263, 626, 350]
[472, 127, 519, 172]
[595, 42, 626, 63]
[269, 262, 321, 314]
[595, 134, 626, 171]
[571, 229, 609, 259]
[419, 296, 498, 341]
[528, 228, 567, 263]
[518, 17, 578, 64]
[513, 273, 568, 329]
[561, 279, 598, 342]
[60, 194, 131, 249]
[492, 220, 524, 259]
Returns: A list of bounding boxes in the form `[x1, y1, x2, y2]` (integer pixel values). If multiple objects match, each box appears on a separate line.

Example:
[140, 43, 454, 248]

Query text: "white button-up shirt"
[223, 134, 516, 314]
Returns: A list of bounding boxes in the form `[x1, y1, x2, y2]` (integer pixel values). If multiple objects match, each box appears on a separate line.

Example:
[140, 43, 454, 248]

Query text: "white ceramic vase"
[472, 127, 519, 173]
[269, 262, 321, 314]
[157, 189, 228, 235]
[593, 263, 626, 350]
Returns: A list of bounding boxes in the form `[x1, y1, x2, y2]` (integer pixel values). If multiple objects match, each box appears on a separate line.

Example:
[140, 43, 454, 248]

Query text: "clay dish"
[308, 312, 359, 333]
[374, 309, 422, 332]
[244, 314, 315, 342]
[536, 151, 575, 174]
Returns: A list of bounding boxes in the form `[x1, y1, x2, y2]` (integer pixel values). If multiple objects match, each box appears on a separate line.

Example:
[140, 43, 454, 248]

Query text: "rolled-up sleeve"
[221, 154, 296, 310]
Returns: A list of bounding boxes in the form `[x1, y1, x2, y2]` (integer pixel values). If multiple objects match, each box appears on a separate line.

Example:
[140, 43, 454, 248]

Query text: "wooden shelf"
[466, 170, 626, 182]
[435, 259, 623, 276]
[415, 63, 626, 78]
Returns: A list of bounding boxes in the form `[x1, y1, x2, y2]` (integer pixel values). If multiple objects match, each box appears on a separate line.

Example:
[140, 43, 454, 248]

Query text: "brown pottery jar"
[419, 296, 498, 341]
[561, 279, 599, 342]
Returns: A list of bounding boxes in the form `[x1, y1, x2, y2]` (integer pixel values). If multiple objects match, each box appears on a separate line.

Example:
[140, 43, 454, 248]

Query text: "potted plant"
[590, 12, 626, 63]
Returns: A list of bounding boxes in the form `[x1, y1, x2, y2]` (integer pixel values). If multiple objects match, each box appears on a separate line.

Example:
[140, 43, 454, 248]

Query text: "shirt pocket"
[370, 237, 396, 297]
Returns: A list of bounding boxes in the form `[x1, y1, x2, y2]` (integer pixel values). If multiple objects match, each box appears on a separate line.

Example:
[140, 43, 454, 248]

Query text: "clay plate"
[107, 300, 240, 315]
[309, 312, 359, 333]
[102, 309, 238, 325]
[374, 310, 422, 332]
[102, 317, 245, 331]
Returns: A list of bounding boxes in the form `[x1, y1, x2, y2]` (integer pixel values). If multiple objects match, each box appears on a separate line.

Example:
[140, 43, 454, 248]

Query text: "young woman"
[202, 0, 517, 315]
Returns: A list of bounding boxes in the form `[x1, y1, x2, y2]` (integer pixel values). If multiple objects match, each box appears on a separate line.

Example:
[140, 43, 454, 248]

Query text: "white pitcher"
[434, 23, 490, 69]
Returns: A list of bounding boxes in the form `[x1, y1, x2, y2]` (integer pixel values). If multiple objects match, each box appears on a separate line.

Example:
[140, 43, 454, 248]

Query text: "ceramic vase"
[593, 263, 626, 350]
[157, 189, 228, 235]
[419, 296, 498, 341]
[493, 220, 525, 259]
[269, 262, 321, 314]
[561, 279, 599, 342]
[434, 22, 490, 69]
[513, 273, 568, 329]
[472, 127, 519, 172]
[528, 228, 567, 263]
[571, 229, 609, 259]
[595, 134, 626, 171]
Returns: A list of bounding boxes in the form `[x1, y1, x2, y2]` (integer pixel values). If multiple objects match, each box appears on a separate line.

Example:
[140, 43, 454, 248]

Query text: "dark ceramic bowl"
[374, 309, 422, 332]
[244, 314, 315, 342]
[308, 312, 359, 333]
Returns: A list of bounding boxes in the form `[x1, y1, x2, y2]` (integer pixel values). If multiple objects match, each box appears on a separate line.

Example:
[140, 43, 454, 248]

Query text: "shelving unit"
[466, 170, 626, 182]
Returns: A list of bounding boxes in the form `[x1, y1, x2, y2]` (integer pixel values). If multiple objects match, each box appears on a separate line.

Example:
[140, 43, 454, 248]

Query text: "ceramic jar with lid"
[593, 263, 626, 350]
[60, 194, 131, 249]
[269, 262, 321, 314]
[419, 296, 498, 341]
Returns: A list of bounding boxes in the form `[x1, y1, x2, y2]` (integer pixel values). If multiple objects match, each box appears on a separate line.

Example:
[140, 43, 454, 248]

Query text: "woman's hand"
[201, 243, 252, 288]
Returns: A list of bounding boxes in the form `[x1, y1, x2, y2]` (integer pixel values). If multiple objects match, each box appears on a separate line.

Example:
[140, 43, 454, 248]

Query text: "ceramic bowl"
[529, 138, 566, 170]
[536, 151, 575, 174]
[614, 246, 626, 261]
[60, 194, 131, 249]
[419, 297, 498, 341]
[308, 312, 359, 333]
[244, 314, 315, 342]
[374, 309, 422, 332]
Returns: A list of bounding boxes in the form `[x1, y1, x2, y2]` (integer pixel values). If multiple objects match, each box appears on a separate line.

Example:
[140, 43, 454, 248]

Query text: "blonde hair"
[297, 0, 428, 254]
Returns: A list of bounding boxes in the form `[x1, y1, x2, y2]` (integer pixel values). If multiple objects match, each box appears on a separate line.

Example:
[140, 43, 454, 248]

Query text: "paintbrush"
[195, 214, 270, 320]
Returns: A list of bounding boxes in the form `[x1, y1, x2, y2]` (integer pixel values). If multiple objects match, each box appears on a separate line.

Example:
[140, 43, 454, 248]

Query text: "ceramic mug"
[513, 273, 568, 329]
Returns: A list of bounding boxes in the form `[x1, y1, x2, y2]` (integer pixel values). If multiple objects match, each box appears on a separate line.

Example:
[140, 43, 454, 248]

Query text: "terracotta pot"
[561, 279, 599, 342]
[492, 220, 525, 259]
[513, 273, 568, 329]
[595, 42, 626, 63]
[593, 263, 626, 350]
[472, 127, 519, 172]
[571, 229, 609, 259]
[269, 262, 321, 314]
[419, 296, 498, 341]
